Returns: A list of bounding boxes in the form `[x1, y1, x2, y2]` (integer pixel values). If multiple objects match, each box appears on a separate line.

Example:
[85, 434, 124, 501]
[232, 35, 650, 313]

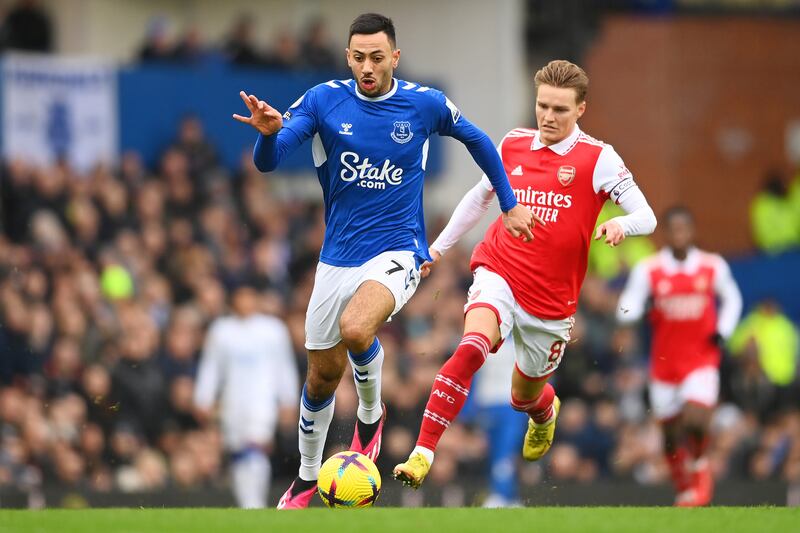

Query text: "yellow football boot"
[392, 452, 431, 489]
[522, 396, 561, 461]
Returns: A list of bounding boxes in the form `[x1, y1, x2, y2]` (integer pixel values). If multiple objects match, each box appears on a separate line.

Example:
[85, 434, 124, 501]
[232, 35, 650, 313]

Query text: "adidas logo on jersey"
[511, 165, 523, 176]
[340, 151, 404, 190]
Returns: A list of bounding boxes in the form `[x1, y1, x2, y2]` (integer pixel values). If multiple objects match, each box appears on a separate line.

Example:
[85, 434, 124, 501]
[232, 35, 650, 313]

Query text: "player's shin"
[348, 337, 384, 424]
[297, 384, 336, 481]
[511, 382, 556, 424]
[416, 332, 491, 456]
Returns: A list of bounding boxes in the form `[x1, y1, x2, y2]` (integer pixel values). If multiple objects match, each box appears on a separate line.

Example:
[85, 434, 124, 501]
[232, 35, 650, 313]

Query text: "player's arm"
[193, 322, 224, 424]
[233, 90, 316, 172]
[713, 258, 743, 342]
[424, 91, 535, 241]
[616, 260, 652, 324]
[593, 146, 657, 246]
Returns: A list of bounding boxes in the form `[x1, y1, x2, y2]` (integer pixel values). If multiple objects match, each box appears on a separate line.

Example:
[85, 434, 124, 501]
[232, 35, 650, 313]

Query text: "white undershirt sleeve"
[613, 187, 658, 237]
[713, 258, 743, 338]
[616, 260, 652, 323]
[593, 144, 657, 237]
[430, 177, 496, 255]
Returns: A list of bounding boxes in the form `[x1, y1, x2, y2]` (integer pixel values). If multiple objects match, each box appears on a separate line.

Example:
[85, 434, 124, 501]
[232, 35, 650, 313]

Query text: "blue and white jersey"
[254, 78, 517, 267]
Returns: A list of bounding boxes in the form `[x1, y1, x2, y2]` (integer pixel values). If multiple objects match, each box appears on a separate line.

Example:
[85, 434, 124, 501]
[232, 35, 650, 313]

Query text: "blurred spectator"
[138, 16, 174, 62]
[193, 285, 299, 508]
[109, 307, 167, 442]
[223, 15, 263, 66]
[171, 116, 219, 180]
[172, 25, 209, 63]
[0, 0, 52, 52]
[299, 18, 339, 70]
[750, 171, 800, 254]
[729, 300, 799, 391]
[264, 31, 300, 70]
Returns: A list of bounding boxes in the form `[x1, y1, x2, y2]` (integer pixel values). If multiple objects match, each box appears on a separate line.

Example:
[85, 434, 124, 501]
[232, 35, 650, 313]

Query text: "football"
[317, 451, 381, 508]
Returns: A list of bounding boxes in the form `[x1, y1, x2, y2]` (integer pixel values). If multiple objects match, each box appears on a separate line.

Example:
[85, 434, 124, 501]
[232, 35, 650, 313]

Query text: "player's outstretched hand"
[502, 204, 543, 242]
[594, 219, 625, 247]
[420, 249, 442, 278]
[232, 91, 283, 136]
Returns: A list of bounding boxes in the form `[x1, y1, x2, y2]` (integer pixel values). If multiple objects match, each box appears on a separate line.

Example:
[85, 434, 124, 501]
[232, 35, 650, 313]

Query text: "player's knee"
[339, 316, 371, 351]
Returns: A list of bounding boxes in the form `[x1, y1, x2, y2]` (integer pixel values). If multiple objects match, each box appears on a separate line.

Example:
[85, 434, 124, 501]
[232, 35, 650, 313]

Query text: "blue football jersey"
[253, 78, 517, 267]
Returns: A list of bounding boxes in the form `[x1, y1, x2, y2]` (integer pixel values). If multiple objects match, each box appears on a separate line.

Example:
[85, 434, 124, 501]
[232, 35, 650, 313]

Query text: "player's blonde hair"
[534, 60, 589, 104]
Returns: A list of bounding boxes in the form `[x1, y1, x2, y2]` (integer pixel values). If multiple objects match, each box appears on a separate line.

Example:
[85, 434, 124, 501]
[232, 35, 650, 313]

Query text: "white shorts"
[305, 250, 420, 350]
[465, 267, 573, 380]
[649, 366, 719, 420]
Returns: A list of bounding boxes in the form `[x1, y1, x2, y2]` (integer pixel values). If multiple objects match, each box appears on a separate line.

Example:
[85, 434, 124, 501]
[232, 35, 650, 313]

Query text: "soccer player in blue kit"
[233, 13, 535, 508]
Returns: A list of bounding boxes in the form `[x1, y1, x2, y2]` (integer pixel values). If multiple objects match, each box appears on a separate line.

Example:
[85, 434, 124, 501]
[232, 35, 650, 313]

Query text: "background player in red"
[393, 60, 657, 488]
[616, 206, 742, 506]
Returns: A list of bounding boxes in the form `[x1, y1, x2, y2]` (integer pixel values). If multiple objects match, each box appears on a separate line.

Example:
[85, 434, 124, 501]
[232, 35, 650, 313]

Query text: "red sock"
[665, 446, 691, 492]
[511, 382, 555, 424]
[416, 333, 490, 451]
[686, 433, 709, 461]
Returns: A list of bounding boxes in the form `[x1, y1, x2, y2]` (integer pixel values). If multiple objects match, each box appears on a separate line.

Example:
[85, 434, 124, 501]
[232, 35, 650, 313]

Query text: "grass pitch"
[0, 507, 795, 533]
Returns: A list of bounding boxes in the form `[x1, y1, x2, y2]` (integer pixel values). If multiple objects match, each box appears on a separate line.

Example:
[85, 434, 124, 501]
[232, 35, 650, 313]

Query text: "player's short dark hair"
[349, 13, 396, 48]
[663, 205, 694, 225]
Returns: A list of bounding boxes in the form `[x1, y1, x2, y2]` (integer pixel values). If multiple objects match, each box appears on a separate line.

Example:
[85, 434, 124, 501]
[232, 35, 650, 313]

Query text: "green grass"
[0, 507, 796, 533]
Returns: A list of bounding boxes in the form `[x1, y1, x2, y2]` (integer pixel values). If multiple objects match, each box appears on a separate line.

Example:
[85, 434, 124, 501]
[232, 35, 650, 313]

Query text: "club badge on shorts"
[557, 165, 576, 186]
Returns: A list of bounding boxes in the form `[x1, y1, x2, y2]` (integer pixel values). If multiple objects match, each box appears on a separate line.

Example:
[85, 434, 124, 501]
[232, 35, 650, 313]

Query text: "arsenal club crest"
[557, 165, 576, 186]
[390, 121, 413, 144]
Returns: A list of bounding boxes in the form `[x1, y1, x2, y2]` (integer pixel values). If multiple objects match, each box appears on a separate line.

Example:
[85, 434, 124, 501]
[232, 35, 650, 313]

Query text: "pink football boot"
[276, 478, 317, 509]
[350, 403, 387, 462]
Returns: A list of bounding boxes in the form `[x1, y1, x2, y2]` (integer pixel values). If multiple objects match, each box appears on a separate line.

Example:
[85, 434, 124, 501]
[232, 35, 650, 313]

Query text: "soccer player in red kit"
[393, 60, 657, 488]
[616, 207, 742, 506]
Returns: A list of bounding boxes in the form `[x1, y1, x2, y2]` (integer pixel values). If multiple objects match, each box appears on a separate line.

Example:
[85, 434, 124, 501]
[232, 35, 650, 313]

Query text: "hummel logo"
[300, 416, 314, 434]
[511, 165, 523, 176]
[339, 123, 353, 135]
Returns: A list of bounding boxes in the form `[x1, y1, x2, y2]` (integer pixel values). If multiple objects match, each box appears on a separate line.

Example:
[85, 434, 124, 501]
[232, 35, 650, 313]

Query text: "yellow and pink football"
[317, 451, 381, 508]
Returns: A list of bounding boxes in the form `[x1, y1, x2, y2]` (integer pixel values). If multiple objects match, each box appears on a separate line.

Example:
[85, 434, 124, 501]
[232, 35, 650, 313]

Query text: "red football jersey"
[470, 126, 636, 319]
[644, 250, 724, 382]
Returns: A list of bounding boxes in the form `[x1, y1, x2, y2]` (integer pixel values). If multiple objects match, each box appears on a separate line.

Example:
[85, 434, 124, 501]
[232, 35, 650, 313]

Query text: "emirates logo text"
[513, 187, 573, 223]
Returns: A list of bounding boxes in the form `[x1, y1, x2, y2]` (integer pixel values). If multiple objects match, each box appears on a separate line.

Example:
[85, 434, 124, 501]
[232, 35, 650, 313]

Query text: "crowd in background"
[136, 15, 341, 72]
[0, 0, 342, 72]
[1, 115, 799, 505]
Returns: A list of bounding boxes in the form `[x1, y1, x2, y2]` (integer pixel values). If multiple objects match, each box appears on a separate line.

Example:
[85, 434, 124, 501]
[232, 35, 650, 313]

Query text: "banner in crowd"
[2, 53, 117, 173]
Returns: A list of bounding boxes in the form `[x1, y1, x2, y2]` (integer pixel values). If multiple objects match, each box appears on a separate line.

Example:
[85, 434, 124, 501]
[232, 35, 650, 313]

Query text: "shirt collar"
[659, 246, 700, 274]
[355, 78, 398, 102]
[531, 125, 581, 156]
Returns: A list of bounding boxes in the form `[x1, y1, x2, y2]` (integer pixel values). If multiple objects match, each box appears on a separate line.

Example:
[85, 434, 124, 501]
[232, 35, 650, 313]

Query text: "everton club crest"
[391, 121, 413, 144]
[557, 165, 576, 186]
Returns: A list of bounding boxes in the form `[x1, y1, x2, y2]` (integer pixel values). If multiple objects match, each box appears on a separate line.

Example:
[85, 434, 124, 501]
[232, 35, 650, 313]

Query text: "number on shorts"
[548, 340, 565, 363]
[385, 260, 404, 275]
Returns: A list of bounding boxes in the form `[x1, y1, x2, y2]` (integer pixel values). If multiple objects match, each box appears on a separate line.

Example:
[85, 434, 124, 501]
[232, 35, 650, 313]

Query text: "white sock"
[349, 337, 384, 425]
[298, 384, 336, 481]
[412, 445, 435, 466]
[231, 449, 270, 509]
